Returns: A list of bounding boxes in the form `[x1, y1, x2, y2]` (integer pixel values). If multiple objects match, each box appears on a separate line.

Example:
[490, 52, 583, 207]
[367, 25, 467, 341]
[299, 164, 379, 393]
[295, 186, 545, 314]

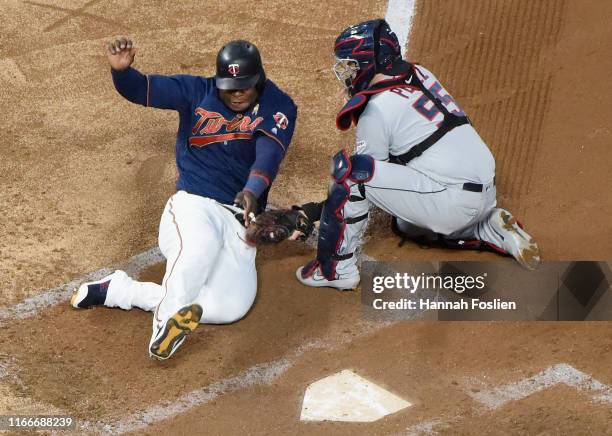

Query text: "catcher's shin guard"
[309, 150, 374, 280]
[316, 179, 350, 280]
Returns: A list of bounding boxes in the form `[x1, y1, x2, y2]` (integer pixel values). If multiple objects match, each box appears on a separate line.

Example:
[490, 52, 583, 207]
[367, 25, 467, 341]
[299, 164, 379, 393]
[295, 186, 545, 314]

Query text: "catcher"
[245, 19, 540, 290]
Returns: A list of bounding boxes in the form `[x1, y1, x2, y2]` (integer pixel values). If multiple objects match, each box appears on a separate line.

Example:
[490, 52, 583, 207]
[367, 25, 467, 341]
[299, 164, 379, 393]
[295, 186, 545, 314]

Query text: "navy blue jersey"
[112, 67, 297, 208]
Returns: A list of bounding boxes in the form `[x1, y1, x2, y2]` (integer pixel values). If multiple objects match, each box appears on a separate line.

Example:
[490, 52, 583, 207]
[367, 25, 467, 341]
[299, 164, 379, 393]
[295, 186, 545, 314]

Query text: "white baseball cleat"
[489, 209, 541, 270]
[149, 304, 203, 360]
[71, 270, 127, 309]
[296, 261, 360, 290]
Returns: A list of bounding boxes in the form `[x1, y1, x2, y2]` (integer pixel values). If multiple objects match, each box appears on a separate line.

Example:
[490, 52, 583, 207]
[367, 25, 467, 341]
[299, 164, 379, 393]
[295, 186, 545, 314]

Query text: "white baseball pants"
[102, 191, 257, 329]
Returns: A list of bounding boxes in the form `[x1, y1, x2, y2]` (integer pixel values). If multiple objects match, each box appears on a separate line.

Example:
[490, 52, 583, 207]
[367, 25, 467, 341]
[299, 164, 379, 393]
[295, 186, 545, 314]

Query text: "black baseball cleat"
[149, 304, 203, 360]
[70, 270, 126, 309]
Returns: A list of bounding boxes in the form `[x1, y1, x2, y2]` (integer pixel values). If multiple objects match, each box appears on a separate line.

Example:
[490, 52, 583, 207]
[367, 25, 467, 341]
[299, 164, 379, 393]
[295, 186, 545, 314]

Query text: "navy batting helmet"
[332, 19, 407, 96]
[216, 40, 266, 91]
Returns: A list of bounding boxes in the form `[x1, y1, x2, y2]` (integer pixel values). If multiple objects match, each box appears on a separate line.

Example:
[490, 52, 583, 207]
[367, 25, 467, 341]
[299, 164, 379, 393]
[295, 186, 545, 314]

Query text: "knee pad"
[348, 154, 375, 183]
[330, 149, 375, 184]
[330, 148, 351, 183]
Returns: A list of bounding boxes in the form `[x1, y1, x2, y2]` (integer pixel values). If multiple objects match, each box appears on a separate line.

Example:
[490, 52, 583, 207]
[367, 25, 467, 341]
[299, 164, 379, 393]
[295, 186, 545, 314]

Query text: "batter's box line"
[402, 363, 612, 435]
[467, 363, 612, 409]
[0, 247, 164, 323]
[78, 320, 396, 434]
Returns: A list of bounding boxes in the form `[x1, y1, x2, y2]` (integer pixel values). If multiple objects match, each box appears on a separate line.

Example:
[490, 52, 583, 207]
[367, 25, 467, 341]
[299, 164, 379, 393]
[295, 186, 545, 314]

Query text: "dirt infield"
[1, 0, 611, 434]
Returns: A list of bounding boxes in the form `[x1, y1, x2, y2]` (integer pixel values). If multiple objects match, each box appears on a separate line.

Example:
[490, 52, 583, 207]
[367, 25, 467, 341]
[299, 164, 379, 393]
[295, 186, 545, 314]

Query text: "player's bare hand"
[106, 36, 136, 71]
[288, 229, 305, 241]
[234, 190, 257, 226]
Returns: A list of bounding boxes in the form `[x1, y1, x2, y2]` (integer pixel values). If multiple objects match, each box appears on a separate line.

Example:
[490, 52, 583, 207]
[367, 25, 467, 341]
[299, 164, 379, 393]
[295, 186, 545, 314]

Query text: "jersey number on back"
[392, 83, 466, 121]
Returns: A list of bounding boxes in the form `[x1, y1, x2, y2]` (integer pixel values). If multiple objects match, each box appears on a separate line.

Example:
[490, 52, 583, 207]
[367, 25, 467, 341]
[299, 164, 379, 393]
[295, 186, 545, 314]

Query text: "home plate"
[300, 370, 411, 422]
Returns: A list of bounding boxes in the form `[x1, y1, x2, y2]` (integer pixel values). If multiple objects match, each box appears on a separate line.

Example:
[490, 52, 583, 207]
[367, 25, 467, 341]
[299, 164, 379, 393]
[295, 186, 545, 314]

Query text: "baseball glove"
[245, 207, 314, 246]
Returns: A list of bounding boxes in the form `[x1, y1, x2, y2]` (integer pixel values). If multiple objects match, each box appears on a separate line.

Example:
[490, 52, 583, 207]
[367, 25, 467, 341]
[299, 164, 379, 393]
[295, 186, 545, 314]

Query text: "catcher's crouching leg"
[391, 212, 540, 270]
[391, 216, 509, 252]
[297, 150, 373, 290]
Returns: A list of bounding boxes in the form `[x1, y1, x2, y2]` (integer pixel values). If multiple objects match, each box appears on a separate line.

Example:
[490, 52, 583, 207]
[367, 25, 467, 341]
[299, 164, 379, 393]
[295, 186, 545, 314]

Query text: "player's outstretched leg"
[71, 269, 163, 311]
[71, 270, 128, 309]
[149, 303, 203, 360]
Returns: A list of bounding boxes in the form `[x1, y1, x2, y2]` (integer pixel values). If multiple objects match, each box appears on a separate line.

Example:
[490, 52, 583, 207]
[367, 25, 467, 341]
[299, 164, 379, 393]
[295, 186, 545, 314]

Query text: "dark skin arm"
[234, 190, 258, 226]
[107, 36, 136, 70]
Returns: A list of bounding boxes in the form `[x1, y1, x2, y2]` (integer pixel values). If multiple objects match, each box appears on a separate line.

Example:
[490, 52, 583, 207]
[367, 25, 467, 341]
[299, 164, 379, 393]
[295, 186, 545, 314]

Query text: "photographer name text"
[372, 298, 516, 311]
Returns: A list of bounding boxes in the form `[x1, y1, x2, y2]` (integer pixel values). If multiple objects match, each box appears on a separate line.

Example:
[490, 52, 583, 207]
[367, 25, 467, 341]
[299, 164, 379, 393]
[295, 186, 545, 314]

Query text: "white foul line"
[385, 0, 417, 57]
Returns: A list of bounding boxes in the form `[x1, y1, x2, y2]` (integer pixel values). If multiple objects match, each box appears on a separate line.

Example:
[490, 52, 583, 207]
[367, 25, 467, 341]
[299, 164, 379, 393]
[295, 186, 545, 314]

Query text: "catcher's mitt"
[245, 208, 314, 246]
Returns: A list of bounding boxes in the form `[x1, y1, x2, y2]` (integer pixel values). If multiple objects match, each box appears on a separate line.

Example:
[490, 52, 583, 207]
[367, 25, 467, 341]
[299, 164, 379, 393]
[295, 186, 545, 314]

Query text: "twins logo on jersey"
[189, 108, 264, 147]
[273, 112, 289, 130]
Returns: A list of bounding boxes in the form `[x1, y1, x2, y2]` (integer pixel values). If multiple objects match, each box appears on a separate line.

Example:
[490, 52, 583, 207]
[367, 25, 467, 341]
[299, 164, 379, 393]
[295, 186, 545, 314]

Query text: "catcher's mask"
[216, 40, 266, 92]
[332, 19, 408, 97]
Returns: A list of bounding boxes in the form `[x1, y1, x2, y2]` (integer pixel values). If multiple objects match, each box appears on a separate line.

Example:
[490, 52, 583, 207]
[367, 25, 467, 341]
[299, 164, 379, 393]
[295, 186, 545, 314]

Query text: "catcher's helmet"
[333, 19, 408, 96]
[216, 40, 266, 91]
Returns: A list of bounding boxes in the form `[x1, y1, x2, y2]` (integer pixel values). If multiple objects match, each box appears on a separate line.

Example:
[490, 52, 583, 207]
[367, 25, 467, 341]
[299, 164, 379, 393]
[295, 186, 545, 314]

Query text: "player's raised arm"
[107, 36, 147, 104]
[107, 36, 207, 111]
[107, 36, 136, 71]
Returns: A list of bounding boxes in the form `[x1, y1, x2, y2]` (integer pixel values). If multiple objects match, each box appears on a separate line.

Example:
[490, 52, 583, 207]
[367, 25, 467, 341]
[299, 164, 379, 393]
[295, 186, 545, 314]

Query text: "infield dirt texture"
[1, 0, 611, 434]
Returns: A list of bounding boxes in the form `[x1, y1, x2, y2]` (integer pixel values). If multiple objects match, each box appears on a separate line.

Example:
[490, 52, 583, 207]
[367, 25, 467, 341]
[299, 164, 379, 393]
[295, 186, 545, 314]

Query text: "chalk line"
[404, 418, 451, 436]
[0, 247, 164, 323]
[80, 320, 394, 434]
[402, 363, 612, 435]
[468, 363, 612, 409]
[385, 0, 417, 57]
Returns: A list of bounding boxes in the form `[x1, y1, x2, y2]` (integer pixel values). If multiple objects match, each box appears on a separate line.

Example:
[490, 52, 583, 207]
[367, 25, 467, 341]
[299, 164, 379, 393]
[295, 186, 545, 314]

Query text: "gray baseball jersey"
[355, 65, 495, 185]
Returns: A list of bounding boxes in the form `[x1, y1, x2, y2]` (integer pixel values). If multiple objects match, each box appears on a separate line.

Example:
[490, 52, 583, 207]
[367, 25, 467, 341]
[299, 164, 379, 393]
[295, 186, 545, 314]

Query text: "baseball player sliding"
[70, 37, 297, 359]
[246, 19, 540, 290]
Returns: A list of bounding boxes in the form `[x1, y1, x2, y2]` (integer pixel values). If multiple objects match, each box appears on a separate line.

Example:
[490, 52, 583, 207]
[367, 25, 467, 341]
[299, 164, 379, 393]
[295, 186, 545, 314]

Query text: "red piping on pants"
[154, 195, 184, 327]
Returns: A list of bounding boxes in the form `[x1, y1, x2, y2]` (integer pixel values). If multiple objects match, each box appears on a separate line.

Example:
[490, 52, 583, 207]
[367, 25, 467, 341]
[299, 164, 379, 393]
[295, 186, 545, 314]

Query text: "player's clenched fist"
[106, 36, 136, 71]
